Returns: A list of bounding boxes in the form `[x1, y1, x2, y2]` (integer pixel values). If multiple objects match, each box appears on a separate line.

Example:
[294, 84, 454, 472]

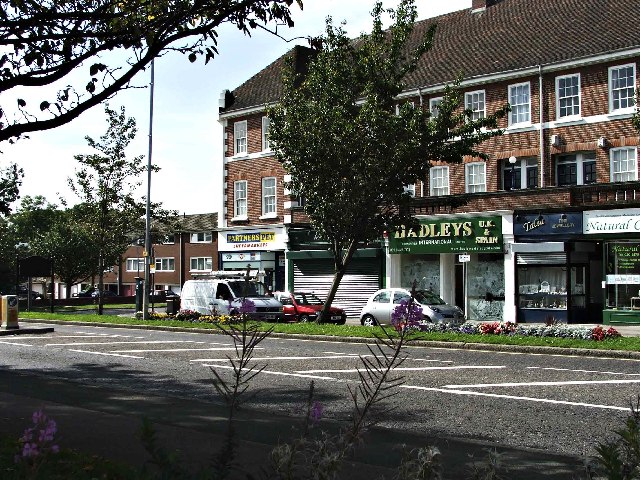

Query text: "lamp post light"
[508, 156, 518, 190]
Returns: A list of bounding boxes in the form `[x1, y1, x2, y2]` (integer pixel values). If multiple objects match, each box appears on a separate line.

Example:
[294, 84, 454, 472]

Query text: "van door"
[211, 283, 232, 315]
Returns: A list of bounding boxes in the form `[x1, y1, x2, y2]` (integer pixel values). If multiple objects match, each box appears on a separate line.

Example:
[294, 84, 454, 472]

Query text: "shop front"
[386, 214, 507, 321]
[286, 228, 384, 317]
[512, 212, 599, 323]
[584, 208, 640, 325]
[218, 227, 287, 292]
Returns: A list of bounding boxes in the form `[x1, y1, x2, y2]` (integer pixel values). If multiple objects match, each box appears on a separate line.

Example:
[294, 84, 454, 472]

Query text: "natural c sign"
[584, 208, 640, 234]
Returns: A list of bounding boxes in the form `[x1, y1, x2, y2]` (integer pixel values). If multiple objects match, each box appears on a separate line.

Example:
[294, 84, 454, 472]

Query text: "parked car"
[91, 289, 118, 298]
[74, 287, 95, 298]
[360, 288, 465, 327]
[274, 291, 347, 324]
[12, 286, 41, 301]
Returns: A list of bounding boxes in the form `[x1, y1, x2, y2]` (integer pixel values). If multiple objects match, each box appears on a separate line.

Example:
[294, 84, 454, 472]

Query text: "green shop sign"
[389, 216, 503, 254]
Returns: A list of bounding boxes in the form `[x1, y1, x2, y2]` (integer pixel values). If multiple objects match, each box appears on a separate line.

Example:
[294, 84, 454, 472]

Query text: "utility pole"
[142, 59, 155, 320]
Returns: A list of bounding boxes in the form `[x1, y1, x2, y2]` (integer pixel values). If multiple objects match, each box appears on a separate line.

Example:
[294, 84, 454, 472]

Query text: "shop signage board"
[219, 227, 287, 251]
[514, 212, 582, 236]
[584, 208, 640, 234]
[389, 216, 503, 254]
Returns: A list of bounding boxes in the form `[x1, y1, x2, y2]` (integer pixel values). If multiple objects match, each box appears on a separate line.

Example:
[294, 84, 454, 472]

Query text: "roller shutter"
[516, 253, 567, 265]
[292, 258, 381, 317]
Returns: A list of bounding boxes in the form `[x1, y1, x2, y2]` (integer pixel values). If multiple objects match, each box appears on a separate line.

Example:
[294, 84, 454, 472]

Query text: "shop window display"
[605, 242, 640, 310]
[401, 255, 440, 296]
[518, 266, 568, 309]
[467, 254, 504, 321]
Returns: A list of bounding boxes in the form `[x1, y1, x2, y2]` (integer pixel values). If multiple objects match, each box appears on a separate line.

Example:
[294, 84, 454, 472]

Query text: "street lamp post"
[509, 156, 518, 190]
[142, 60, 155, 320]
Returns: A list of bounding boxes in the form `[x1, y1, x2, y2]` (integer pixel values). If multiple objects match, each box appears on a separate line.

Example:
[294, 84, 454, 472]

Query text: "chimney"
[471, 0, 498, 13]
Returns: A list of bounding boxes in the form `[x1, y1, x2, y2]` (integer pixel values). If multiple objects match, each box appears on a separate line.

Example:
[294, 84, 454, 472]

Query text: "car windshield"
[293, 293, 323, 305]
[415, 290, 446, 305]
[228, 281, 268, 297]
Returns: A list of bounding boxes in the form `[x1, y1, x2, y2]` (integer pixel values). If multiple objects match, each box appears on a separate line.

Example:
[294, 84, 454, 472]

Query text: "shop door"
[454, 263, 465, 313]
[292, 258, 381, 317]
[275, 252, 285, 292]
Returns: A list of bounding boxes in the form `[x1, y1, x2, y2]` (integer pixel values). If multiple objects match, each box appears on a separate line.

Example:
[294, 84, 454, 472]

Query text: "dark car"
[274, 291, 347, 324]
[73, 287, 95, 298]
[15, 286, 41, 301]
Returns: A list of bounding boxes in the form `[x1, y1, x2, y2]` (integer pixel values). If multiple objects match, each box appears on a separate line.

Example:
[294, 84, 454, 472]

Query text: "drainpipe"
[538, 65, 545, 188]
[417, 87, 423, 107]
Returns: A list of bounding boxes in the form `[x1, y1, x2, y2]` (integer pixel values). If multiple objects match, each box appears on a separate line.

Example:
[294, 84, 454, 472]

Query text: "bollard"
[0, 295, 19, 329]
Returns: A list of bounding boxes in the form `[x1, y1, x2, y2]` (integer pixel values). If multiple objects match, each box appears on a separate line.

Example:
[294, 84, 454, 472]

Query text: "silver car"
[359, 288, 465, 326]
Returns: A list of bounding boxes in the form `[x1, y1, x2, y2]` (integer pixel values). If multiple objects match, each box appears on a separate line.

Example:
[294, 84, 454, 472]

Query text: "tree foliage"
[68, 104, 157, 313]
[268, 0, 509, 321]
[0, 0, 302, 143]
[0, 162, 23, 215]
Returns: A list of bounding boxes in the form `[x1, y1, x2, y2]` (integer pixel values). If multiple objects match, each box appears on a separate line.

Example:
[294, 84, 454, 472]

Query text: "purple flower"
[310, 401, 323, 423]
[391, 298, 424, 332]
[238, 298, 256, 314]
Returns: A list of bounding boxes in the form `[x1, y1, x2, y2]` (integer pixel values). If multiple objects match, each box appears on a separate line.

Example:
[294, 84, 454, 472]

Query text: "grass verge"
[19, 311, 640, 352]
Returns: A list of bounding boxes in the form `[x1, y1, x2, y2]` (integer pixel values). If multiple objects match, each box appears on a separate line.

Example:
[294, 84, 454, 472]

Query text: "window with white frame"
[465, 90, 485, 120]
[611, 147, 638, 183]
[190, 257, 213, 271]
[465, 162, 486, 193]
[403, 184, 416, 197]
[429, 166, 450, 196]
[502, 158, 538, 190]
[262, 177, 277, 215]
[556, 74, 580, 119]
[190, 232, 212, 243]
[262, 116, 270, 151]
[609, 64, 636, 112]
[556, 152, 596, 186]
[154, 258, 175, 271]
[126, 258, 145, 272]
[162, 234, 175, 244]
[234, 180, 247, 218]
[429, 97, 443, 119]
[508, 82, 530, 125]
[234, 120, 247, 155]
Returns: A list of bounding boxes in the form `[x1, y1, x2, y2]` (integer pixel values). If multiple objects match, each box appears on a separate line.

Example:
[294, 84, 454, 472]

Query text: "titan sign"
[389, 216, 503, 254]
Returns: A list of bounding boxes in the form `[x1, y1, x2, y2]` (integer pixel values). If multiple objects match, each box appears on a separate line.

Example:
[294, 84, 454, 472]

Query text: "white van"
[180, 273, 283, 322]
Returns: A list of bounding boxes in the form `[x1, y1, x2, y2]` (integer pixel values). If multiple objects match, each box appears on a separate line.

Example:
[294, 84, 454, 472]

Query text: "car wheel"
[337, 319, 346, 325]
[299, 314, 311, 323]
[361, 314, 377, 327]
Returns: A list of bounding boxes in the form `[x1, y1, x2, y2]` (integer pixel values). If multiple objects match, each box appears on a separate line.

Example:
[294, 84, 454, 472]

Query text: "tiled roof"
[222, 0, 640, 114]
[174, 213, 218, 232]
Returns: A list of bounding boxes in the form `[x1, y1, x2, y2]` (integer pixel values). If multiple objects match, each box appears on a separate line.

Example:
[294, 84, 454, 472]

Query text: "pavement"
[3, 317, 638, 478]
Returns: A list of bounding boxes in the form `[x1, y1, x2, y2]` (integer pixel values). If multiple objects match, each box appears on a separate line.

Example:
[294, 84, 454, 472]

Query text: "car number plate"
[331, 315, 341, 321]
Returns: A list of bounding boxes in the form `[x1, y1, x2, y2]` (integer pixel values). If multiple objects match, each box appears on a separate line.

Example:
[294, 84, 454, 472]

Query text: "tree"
[268, 0, 509, 322]
[0, 163, 23, 215]
[0, 0, 302, 143]
[68, 104, 151, 314]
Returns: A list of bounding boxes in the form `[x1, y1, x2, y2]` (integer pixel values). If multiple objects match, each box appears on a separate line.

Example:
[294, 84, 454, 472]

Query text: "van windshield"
[228, 281, 268, 297]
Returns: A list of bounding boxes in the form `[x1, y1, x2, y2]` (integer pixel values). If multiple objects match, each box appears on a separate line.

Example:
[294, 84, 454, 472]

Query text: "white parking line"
[45, 340, 209, 346]
[0, 341, 33, 346]
[299, 365, 506, 374]
[113, 347, 243, 353]
[68, 349, 144, 359]
[203, 364, 336, 380]
[401, 385, 630, 412]
[191, 354, 367, 363]
[34, 335, 131, 339]
[527, 366, 640, 376]
[444, 379, 640, 389]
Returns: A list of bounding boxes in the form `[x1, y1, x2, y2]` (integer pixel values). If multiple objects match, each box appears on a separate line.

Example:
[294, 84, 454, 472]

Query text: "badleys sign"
[389, 216, 502, 254]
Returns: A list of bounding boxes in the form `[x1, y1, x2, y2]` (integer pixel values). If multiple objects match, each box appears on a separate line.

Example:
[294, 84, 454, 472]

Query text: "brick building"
[96, 213, 218, 296]
[218, 0, 640, 323]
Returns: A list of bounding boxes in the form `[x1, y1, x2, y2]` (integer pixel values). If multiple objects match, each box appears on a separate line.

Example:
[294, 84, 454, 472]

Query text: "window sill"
[554, 116, 584, 127]
[231, 216, 248, 223]
[506, 123, 534, 133]
[259, 213, 279, 220]
[230, 153, 249, 160]
[608, 110, 634, 120]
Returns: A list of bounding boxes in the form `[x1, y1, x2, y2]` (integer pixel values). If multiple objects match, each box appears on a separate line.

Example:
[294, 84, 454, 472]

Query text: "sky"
[1, 0, 471, 216]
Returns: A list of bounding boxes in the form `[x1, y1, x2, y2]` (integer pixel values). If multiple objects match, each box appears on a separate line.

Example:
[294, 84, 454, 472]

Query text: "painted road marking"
[203, 364, 336, 380]
[191, 354, 370, 362]
[401, 385, 630, 412]
[113, 347, 249, 353]
[45, 340, 210, 346]
[527, 366, 640, 376]
[68, 349, 144, 359]
[33, 335, 132, 339]
[298, 365, 506, 374]
[0, 341, 33, 346]
[444, 379, 640, 389]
